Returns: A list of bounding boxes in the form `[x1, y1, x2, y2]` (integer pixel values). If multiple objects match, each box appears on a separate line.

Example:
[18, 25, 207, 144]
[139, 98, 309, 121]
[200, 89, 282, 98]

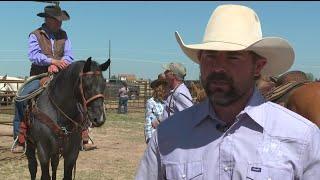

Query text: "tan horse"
[257, 71, 320, 127]
[286, 82, 320, 127]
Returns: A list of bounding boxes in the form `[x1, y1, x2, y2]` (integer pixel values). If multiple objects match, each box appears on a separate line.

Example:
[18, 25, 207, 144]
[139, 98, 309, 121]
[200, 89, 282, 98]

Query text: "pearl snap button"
[224, 166, 229, 171]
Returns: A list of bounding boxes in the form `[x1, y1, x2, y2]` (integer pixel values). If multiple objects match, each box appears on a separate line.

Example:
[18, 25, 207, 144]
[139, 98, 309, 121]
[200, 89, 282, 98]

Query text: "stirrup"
[10, 136, 19, 152]
[11, 136, 27, 154]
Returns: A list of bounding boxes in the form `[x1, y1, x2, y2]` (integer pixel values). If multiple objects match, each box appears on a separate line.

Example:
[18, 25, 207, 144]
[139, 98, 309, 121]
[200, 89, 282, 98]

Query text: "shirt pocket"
[246, 163, 294, 180]
[164, 161, 203, 180]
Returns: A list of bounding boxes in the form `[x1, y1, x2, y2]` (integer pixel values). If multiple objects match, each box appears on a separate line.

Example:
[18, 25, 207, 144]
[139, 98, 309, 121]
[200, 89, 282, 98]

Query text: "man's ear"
[254, 58, 267, 77]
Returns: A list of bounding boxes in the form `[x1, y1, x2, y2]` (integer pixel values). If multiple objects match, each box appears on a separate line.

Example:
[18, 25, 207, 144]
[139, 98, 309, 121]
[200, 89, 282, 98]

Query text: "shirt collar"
[192, 86, 267, 128]
[238, 86, 267, 128]
[191, 98, 216, 127]
[170, 82, 183, 93]
[41, 23, 57, 39]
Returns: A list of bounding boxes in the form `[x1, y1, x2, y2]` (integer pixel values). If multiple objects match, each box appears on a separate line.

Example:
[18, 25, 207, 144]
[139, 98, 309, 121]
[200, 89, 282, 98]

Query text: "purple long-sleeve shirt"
[28, 32, 74, 66]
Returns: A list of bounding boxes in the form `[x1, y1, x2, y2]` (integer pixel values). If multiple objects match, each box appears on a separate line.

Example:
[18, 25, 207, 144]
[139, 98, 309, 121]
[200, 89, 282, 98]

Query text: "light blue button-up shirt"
[136, 87, 320, 180]
[160, 83, 193, 122]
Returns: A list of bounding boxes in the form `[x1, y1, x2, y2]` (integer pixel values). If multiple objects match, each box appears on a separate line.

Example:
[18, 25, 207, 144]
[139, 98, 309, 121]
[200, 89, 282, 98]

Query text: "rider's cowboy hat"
[37, 5, 70, 21]
[175, 4, 294, 76]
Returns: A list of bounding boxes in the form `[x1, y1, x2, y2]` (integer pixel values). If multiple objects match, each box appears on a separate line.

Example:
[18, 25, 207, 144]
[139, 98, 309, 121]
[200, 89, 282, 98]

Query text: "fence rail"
[0, 79, 153, 113]
[0, 79, 201, 114]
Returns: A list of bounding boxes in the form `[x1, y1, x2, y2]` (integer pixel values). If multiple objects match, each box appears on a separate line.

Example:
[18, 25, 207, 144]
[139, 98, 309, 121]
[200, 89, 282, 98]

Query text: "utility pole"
[108, 40, 111, 80]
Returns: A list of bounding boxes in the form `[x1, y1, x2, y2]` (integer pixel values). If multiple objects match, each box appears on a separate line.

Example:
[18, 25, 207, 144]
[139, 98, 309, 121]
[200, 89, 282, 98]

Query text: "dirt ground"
[0, 112, 147, 180]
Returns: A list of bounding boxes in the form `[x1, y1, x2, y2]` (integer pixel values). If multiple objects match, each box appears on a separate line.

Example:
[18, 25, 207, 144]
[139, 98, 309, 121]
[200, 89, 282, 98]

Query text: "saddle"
[16, 74, 53, 146]
[15, 73, 52, 102]
[263, 70, 310, 103]
[264, 81, 309, 102]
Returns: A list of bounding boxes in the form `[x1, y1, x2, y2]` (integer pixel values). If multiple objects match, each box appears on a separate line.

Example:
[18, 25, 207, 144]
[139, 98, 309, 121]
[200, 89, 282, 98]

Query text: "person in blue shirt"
[136, 4, 320, 179]
[144, 74, 168, 144]
[159, 62, 193, 123]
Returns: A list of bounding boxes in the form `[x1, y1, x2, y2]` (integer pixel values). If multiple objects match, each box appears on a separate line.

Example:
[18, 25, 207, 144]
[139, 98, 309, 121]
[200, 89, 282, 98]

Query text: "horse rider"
[12, 5, 95, 152]
[136, 4, 320, 179]
[152, 62, 193, 129]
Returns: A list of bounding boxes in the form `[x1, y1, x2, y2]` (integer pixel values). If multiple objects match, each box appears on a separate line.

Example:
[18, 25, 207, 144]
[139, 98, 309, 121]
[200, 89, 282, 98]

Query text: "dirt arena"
[0, 112, 147, 180]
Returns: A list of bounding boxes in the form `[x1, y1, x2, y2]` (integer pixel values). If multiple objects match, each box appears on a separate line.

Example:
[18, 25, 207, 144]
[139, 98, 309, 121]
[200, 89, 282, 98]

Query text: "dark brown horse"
[257, 70, 320, 127]
[26, 57, 110, 180]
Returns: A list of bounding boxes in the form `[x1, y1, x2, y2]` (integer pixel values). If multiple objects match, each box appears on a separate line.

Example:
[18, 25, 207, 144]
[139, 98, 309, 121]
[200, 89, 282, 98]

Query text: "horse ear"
[83, 57, 92, 73]
[100, 58, 111, 71]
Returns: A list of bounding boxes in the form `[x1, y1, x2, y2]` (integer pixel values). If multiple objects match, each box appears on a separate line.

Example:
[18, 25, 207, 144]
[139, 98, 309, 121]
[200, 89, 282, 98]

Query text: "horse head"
[80, 57, 110, 127]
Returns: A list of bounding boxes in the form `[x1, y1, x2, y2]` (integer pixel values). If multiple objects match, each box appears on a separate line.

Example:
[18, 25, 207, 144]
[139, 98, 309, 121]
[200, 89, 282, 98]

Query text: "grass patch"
[0, 112, 147, 180]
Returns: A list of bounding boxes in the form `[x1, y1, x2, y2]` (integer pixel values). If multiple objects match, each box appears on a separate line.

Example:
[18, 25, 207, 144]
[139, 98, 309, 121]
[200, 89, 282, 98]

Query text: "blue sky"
[1, 1, 320, 80]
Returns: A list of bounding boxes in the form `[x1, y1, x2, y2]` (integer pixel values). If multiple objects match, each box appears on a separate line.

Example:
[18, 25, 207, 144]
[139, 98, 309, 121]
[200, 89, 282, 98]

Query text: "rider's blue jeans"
[13, 80, 40, 139]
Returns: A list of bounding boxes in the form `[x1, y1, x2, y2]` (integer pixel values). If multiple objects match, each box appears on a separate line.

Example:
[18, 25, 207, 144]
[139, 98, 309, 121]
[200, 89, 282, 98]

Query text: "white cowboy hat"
[175, 4, 294, 76]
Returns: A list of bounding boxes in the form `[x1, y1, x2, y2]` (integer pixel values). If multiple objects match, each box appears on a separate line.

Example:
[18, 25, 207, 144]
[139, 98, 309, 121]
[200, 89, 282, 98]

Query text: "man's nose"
[209, 58, 227, 73]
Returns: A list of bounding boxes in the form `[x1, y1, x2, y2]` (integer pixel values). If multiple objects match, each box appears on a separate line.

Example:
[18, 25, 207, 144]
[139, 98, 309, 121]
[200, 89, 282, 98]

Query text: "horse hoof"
[82, 144, 97, 151]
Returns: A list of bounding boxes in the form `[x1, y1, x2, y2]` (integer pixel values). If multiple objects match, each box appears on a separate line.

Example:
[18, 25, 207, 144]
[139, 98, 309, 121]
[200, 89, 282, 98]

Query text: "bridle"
[47, 70, 105, 130]
[79, 71, 105, 112]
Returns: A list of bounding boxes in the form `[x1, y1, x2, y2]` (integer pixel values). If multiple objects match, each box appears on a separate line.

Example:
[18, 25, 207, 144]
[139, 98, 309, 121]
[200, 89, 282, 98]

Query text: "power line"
[0, 48, 180, 55]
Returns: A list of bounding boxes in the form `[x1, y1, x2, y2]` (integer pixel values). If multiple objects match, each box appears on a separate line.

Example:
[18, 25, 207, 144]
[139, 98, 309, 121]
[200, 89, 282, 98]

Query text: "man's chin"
[209, 83, 231, 92]
[209, 96, 234, 106]
[207, 91, 240, 106]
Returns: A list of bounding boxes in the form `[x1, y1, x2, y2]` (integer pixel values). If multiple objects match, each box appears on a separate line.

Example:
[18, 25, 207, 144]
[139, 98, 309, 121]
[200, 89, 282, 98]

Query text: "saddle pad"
[264, 81, 309, 102]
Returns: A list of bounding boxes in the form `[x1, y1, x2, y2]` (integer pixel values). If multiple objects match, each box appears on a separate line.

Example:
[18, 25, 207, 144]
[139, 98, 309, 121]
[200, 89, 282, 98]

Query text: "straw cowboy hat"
[175, 4, 294, 76]
[37, 5, 70, 21]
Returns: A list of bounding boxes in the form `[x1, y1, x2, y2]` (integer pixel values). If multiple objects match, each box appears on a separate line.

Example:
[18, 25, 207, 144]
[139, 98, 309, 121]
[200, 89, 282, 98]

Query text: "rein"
[47, 70, 105, 131]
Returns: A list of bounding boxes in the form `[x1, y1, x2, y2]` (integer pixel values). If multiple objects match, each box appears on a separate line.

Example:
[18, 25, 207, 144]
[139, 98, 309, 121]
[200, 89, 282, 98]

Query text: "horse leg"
[63, 150, 80, 180]
[63, 135, 81, 180]
[51, 154, 60, 180]
[26, 141, 37, 180]
[36, 143, 51, 180]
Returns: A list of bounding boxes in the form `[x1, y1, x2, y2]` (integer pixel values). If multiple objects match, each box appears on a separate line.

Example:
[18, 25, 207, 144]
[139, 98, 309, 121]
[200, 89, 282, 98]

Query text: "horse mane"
[48, 60, 102, 89]
[49, 61, 82, 89]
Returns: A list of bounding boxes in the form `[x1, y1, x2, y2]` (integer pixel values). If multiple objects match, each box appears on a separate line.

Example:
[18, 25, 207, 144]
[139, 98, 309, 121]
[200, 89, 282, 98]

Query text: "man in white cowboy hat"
[136, 4, 320, 179]
[151, 62, 193, 128]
